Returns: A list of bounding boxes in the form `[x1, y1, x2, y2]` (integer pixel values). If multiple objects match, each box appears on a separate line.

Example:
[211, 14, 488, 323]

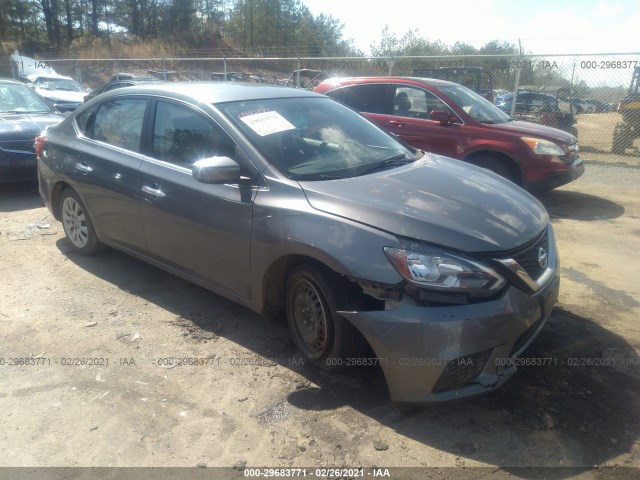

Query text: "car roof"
[106, 82, 320, 104]
[320, 76, 462, 88]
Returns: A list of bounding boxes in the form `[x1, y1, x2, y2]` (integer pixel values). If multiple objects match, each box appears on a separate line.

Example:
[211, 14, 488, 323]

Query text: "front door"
[138, 100, 255, 301]
[380, 85, 464, 159]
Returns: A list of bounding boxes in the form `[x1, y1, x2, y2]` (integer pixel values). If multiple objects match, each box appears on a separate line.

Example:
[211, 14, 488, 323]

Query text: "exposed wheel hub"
[292, 280, 328, 358]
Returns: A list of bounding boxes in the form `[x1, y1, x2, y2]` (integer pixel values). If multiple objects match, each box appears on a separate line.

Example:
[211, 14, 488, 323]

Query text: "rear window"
[326, 84, 389, 114]
[80, 98, 148, 152]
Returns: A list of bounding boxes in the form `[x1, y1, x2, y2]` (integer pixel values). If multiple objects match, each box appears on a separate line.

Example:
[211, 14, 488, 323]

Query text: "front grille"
[558, 153, 577, 165]
[511, 229, 549, 281]
[432, 348, 493, 393]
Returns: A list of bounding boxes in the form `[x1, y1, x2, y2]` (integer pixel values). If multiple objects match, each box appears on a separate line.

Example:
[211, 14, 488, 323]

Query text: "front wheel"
[285, 265, 365, 371]
[60, 188, 102, 255]
[467, 155, 519, 185]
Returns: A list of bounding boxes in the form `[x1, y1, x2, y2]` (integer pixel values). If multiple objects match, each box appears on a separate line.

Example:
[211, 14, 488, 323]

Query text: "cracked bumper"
[340, 274, 560, 403]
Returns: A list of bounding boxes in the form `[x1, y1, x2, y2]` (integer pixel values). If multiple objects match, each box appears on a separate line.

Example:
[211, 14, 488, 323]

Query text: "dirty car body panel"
[37, 82, 559, 403]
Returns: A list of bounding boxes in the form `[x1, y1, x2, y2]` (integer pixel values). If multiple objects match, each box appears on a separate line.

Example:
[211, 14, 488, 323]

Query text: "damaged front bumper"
[339, 273, 560, 403]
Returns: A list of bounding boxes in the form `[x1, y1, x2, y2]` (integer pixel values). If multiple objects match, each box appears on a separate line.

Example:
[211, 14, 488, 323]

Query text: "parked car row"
[494, 90, 578, 136]
[211, 69, 326, 88]
[82, 73, 164, 102]
[35, 82, 561, 403]
[495, 90, 613, 116]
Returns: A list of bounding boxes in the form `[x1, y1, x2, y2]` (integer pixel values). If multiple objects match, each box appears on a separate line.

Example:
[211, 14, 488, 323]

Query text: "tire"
[467, 155, 519, 184]
[285, 264, 365, 371]
[60, 188, 102, 255]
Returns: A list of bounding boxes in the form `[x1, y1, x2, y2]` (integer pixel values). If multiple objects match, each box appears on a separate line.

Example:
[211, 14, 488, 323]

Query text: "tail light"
[34, 135, 47, 157]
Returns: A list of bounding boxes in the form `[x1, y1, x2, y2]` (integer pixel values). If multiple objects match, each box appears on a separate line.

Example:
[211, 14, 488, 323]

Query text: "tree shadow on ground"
[537, 190, 625, 221]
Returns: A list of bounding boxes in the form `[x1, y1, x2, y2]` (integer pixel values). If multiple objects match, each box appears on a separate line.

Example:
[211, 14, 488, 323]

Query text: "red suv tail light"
[34, 135, 47, 157]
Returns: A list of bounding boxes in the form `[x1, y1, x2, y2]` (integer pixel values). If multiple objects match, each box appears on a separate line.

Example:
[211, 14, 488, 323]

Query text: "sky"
[303, 0, 640, 56]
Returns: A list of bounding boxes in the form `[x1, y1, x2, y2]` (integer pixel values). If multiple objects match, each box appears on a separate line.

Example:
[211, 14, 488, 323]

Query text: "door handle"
[389, 120, 405, 127]
[75, 162, 93, 173]
[142, 184, 166, 198]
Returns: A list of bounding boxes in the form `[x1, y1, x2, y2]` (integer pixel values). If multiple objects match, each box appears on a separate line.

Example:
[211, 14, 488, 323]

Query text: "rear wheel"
[60, 188, 102, 255]
[285, 264, 365, 371]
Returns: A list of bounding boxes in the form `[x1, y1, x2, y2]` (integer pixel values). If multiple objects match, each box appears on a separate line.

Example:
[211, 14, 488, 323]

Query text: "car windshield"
[438, 85, 512, 124]
[219, 97, 421, 180]
[0, 83, 55, 114]
[33, 77, 86, 93]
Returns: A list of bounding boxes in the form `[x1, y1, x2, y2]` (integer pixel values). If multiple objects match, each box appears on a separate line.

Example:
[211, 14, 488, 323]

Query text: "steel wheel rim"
[291, 279, 329, 359]
[62, 197, 89, 248]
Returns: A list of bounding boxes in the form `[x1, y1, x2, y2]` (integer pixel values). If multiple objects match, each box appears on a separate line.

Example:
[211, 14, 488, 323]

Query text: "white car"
[25, 73, 88, 112]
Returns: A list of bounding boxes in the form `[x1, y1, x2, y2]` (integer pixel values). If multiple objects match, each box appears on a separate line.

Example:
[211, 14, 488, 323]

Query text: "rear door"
[59, 97, 148, 250]
[138, 99, 256, 300]
[325, 83, 391, 125]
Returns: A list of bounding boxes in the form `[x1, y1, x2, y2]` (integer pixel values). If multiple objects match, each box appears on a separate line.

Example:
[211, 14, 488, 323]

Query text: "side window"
[74, 104, 99, 135]
[393, 86, 453, 119]
[91, 98, 147, 152]
[330, 84, 389, 114]
[152, 101, 235, 168]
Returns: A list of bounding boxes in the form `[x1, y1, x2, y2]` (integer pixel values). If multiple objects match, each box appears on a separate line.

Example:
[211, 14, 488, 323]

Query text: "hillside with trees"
[0, 0, 359, 57]
[1, 0, 607, 99]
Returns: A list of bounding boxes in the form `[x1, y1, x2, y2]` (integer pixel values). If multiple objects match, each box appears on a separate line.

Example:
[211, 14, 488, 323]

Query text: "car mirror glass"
[192, 156, 241, 184]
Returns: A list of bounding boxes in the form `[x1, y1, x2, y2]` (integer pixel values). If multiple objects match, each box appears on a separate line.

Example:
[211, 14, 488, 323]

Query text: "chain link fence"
[9, 52, 640, 158]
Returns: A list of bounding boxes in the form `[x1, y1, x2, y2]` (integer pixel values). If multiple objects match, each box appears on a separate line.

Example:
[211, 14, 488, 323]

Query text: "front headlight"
[521, 137, 565, 156]
[383, 246, 505, 294]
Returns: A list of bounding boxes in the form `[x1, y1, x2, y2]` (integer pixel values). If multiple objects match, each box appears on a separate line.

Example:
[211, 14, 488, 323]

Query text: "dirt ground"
[0, 161, 639, 479]
[576, 112, 640, 165]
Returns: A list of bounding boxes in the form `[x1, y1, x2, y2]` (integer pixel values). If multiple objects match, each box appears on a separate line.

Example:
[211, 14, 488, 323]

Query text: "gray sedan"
[36, 82, 559, 403]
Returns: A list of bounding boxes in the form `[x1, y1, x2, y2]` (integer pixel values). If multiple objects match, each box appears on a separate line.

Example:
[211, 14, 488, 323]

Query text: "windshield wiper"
[354, 154, 414, 176]
[294, 173, 350, 181]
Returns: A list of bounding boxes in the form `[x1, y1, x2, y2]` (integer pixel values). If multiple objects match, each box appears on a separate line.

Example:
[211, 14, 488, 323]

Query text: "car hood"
[35, 88, 85, 103]
[490, 119, 576, 143]
[0, 113, 64, 141]
[299, 155, 548, 253]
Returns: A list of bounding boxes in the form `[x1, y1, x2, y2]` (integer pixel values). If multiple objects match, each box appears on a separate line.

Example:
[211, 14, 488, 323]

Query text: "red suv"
[314, 77, 584, 191]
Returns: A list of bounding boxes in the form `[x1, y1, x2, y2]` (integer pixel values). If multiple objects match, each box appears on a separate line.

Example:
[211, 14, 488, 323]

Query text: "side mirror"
[192, 156, 241, 184]
[429, 110, 455, 124]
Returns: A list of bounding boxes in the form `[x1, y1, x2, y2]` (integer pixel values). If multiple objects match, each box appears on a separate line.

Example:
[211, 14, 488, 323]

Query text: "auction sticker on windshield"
[240, 111, 296, 136]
